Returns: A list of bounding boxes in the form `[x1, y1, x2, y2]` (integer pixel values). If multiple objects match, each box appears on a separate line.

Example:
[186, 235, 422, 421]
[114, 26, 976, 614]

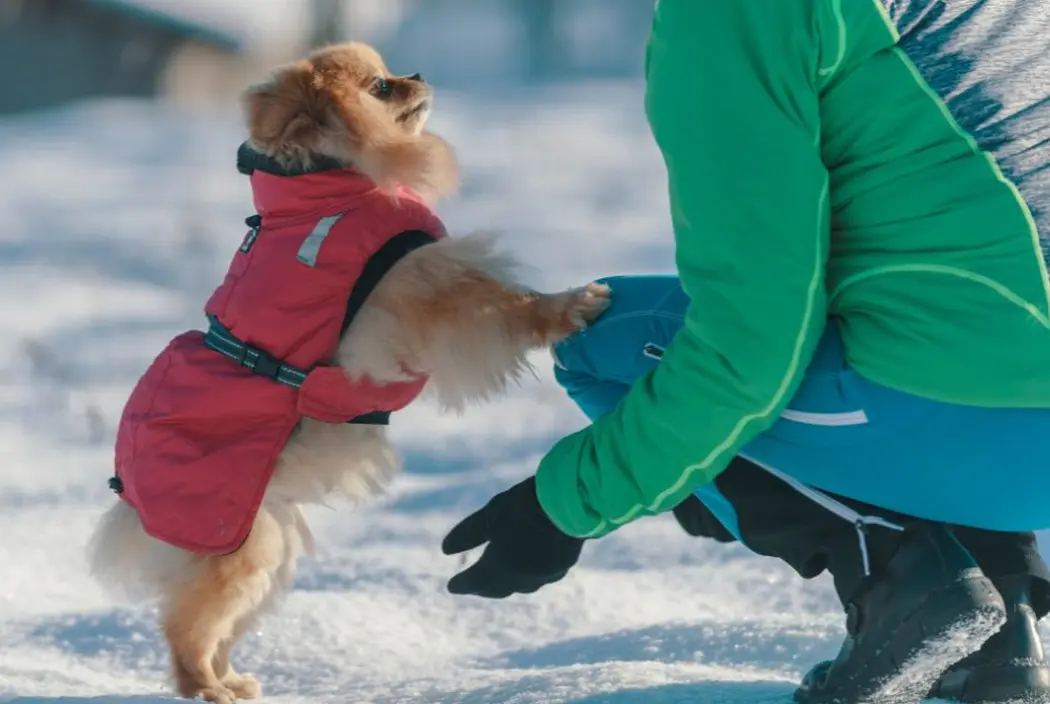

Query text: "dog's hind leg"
[162, 510, 286, 703]
[164, 577, 249, 704]
[213, 615, 263, 700]
[213, 503, 309, 700]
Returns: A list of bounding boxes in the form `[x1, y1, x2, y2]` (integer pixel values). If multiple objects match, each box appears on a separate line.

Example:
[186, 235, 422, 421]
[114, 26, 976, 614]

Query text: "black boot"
[795, 525, 1007, 704]
[928, 575, 1050, 702]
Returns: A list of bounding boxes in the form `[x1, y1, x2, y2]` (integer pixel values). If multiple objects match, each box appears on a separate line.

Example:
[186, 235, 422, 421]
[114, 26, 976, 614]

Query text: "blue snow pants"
[552, 275, 1050, 539]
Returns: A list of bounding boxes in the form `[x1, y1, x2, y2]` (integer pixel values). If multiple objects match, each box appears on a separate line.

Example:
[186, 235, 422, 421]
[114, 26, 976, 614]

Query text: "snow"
[0, 83, 1045, 703]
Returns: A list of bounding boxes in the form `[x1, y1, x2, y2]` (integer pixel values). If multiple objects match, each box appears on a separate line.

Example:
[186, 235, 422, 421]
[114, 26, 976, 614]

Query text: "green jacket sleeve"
[534, 0, 898, 538]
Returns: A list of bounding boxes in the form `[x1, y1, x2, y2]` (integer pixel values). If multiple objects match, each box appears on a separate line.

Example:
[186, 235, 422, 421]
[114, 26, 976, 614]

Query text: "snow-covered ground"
[0, 83, 1044, 703]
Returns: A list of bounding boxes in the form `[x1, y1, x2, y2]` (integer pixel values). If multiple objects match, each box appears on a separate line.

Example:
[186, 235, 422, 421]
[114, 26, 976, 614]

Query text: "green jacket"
[535, 0, 1050, 538]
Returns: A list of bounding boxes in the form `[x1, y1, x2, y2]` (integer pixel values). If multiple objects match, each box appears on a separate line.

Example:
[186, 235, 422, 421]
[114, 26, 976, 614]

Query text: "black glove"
[671, 493, 711, 537]
[442, 476, 584, 598]
[671, 492, 738, 542]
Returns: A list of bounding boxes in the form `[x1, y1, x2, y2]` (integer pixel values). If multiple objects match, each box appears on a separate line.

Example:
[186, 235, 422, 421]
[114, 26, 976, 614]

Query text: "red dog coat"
[111, 146, 446, 554]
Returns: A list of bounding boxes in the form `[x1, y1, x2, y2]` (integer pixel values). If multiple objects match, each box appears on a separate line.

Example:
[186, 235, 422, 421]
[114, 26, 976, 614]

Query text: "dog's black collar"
[236, 142, 347, 177]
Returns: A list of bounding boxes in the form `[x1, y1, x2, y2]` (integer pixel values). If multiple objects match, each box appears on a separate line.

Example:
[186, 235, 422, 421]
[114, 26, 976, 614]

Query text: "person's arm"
[534, 0, 899, 538]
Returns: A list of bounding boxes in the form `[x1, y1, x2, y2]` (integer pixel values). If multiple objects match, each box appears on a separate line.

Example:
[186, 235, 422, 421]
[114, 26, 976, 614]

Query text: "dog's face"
[312, 43, 433, 137]
[243, 42, 458, 199]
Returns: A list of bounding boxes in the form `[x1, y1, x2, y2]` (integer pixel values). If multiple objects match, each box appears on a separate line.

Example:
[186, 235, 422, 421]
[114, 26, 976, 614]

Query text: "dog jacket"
[110, 145, 446, 555]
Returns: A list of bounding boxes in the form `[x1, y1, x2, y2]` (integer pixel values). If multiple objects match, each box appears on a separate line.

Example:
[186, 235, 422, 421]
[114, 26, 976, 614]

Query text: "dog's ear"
[242, 61, 328, 164]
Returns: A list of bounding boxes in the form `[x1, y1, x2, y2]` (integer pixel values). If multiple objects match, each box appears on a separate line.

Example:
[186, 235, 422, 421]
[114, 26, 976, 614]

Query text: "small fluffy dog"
[87, 42, 609, 704]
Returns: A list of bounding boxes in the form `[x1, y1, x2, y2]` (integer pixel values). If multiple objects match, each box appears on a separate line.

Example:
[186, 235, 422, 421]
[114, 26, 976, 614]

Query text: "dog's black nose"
[409, 73, 425, 83]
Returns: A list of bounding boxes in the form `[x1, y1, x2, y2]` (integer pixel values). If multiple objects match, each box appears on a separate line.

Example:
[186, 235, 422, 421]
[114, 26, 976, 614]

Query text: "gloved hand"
[441, 476, 584, 598]
[670, 492, 738, 543]
[671, 493, 712, 537]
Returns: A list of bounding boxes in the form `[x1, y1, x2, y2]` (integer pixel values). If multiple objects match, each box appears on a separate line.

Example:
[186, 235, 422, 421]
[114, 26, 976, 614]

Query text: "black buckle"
[244, 347, 282, 380]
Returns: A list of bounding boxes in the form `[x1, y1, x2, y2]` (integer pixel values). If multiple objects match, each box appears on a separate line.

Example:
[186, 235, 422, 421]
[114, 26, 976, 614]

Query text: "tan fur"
[87, 41, 609, 703]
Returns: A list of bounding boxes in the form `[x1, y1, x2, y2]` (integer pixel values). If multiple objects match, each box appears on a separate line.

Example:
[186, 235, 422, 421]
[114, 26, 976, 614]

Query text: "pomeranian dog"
[87, 41, 609, 704]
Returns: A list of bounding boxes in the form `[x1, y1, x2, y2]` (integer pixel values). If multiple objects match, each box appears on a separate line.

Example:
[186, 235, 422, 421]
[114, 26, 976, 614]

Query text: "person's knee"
[551, 273, 686, 385]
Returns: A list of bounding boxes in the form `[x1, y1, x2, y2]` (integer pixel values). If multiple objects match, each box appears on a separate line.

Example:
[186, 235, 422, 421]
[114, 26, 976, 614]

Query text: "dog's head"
[243, 42, 458, 201]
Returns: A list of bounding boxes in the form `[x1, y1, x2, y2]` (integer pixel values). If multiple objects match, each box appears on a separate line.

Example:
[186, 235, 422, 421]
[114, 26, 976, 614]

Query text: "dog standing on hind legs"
[86, 41, 610, 704]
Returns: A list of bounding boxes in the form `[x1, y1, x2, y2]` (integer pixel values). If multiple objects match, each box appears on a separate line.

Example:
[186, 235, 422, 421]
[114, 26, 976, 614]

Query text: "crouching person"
[441, 0, 1050, 701]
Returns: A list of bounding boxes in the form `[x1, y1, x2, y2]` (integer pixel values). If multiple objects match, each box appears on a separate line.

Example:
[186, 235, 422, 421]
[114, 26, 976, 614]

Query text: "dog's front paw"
[564, 282, 612, 330]
[224, 673, 262, 700]
[531, 282, 612, 345]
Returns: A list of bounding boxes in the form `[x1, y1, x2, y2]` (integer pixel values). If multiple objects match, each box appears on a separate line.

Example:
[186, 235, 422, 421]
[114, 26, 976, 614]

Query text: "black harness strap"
[341, 230, 438, 335]
[340, 229, 437, 425]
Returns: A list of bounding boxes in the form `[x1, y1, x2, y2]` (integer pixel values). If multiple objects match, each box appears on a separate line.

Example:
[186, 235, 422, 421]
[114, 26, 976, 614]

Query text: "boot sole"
[797, 572, 1007, 704]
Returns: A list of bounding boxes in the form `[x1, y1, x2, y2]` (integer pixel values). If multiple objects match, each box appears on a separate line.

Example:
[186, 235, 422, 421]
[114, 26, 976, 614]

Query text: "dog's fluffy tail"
[87, 501, 197, 601]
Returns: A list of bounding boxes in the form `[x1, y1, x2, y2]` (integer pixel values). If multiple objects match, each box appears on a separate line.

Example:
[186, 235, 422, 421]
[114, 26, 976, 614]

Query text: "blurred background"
[0, 0, 654, 114]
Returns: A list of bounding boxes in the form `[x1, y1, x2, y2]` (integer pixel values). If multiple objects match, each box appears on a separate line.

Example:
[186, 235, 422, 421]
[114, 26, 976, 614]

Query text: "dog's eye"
[372, 78, 393, 99]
